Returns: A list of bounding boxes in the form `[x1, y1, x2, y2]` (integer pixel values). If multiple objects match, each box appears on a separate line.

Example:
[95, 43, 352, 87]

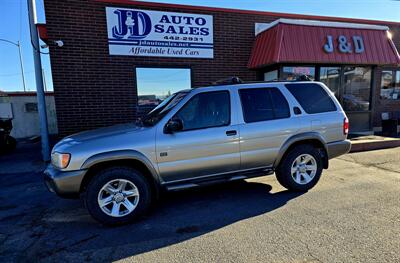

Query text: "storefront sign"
[323, 35, 365, 54]
[106, 7, 214, 58]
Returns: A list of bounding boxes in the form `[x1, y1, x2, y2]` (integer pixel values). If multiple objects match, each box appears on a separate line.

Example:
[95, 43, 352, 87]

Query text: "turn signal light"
[343, 117, 349, 136]
[51, 152, 71, 169]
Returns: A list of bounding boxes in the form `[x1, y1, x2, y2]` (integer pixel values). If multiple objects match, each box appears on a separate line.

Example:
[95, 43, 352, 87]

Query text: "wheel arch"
[274, 132, 329, 169]
[79, 150, 162, 199]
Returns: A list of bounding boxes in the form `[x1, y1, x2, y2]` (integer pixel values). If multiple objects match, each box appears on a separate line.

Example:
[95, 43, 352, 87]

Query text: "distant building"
[0, 91, 58, 138]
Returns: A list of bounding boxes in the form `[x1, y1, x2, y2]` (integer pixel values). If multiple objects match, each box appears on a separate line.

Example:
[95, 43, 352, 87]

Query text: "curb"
[350, 139, 400, 153]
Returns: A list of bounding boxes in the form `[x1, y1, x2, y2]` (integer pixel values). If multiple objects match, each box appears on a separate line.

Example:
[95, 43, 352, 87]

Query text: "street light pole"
[17, 41, 27, 92]
[0, 39, 27, 92]
[28, 0, 50, 161]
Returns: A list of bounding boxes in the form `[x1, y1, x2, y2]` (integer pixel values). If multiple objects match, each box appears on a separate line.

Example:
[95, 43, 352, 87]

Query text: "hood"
[67, 123, 145, 142]
[53, 123, 151, 151]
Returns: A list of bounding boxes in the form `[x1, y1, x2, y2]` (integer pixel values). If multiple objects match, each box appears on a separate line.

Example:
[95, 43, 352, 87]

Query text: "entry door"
[156, 90, 240, 182]
[319, 66, 372, 132]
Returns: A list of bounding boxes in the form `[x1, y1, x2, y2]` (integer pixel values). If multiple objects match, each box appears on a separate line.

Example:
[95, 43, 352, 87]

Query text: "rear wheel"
[85, 166, 152, 226]
[275, 144, 323, 191]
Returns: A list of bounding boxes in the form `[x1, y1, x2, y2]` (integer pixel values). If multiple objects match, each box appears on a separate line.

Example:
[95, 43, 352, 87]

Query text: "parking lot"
[0, 141, 399, 263]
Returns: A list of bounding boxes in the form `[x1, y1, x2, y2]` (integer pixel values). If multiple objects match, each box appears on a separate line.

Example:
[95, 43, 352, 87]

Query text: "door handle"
[226, 130, 237, 136]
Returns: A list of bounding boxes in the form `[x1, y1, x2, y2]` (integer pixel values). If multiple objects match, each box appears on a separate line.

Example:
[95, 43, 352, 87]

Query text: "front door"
[319, 66, 372, 132]
[156, 90, 240, 182]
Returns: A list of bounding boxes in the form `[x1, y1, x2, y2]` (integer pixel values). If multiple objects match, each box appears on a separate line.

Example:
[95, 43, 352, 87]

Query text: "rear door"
[155, 90, 241, 182]
[238, 86, 299, 170]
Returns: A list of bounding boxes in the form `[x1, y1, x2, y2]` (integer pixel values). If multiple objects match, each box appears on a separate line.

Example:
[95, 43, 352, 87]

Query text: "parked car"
[44, 80, 351, 225]
[0, 119, 17, 153]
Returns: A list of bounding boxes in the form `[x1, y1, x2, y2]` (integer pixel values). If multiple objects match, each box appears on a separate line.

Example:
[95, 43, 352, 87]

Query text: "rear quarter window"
[285, 83, 337, 114]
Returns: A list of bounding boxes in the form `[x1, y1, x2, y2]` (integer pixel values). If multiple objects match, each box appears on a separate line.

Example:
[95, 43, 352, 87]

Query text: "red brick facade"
[43, 0, 400, 136]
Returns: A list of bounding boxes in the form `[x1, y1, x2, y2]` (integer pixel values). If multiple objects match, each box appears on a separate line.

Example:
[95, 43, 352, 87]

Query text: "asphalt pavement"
[0, 141, 399, 263]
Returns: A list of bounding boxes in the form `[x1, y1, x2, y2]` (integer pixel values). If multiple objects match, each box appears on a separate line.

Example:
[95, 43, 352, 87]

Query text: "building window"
[380, 70, 400, 100]
[281, 66, 315, 81]
[136, 68, 191, 118]
[319, 67, 341, 99]
[343, 67, 371, 111]
[264, 70, 278, 81]
[25, 103, 38, 113]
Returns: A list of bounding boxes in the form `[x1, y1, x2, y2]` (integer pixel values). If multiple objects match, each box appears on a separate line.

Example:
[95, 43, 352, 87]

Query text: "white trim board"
[255, 18, 390, 36]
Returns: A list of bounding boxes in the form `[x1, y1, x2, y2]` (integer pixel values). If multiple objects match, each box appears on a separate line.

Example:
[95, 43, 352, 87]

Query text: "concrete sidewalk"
[350, 135, 400, 153]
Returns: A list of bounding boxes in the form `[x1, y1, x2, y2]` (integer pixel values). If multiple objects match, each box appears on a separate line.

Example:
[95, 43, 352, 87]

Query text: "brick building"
[42, 0, 400, 136]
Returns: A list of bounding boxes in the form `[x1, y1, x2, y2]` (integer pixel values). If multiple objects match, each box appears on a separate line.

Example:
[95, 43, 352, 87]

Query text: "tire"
[6, 136, 17, 151]
[275, 144, 323, 192]
[85, 166, 152, 226]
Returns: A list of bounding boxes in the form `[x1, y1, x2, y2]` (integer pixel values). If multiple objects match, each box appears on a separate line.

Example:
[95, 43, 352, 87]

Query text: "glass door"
[319, 66, 372, 133]
[342, 66, 372, 132]
[319, 67, 341, 100]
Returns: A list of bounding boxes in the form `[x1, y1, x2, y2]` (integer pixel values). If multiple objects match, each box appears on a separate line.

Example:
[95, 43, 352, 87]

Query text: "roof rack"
[211, 77, 243, 86]
[211, 75, 312, 86]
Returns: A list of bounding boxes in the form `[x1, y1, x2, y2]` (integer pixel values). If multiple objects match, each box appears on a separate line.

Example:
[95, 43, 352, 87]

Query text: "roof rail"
[212, 76, 243, 86]
[208, 75, 313, 87]
[295, 75, 312, 81]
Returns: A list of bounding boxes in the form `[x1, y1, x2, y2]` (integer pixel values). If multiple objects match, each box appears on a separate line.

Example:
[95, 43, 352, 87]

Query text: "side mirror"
[164, 119, 183, 134]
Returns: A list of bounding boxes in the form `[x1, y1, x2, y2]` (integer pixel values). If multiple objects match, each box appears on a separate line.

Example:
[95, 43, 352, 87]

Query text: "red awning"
[248, 20, 400, 69]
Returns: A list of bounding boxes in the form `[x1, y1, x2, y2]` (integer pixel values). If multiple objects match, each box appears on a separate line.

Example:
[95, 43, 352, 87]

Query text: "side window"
[270, 88, 290, 119]
[285, 83, 337, 114]
[174, 91, 230, 131]
[239, 88, 290, 123]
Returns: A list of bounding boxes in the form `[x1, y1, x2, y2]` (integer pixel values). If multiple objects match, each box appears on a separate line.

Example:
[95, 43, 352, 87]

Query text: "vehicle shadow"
[33, 180, 305, 261]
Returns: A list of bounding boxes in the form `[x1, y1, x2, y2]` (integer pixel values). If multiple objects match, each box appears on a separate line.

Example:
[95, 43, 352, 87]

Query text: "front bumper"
[326, 140, 351, 159]
[44, 164, 87, 198]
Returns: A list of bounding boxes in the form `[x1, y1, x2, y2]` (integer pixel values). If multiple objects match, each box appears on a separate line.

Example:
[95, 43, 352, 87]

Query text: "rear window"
[285, 83, 337, 114]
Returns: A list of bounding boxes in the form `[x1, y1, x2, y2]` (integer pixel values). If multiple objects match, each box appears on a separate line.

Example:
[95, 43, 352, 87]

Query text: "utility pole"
[0, 39, 26, 92]
[28, 0, 50, 161]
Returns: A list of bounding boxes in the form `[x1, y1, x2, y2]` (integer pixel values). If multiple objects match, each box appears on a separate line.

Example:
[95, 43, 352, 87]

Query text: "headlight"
[51, 152, 71, 169]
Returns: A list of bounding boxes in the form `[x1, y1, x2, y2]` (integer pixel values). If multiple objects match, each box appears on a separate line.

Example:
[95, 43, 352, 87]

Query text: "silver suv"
[44, 81, 351, 225]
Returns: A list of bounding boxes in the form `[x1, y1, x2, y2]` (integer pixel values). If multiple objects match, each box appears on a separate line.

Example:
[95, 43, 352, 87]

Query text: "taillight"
[343, 117, 349, 135]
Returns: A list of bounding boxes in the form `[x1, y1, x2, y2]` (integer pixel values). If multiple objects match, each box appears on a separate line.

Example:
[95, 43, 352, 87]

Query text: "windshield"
[139, 91, 190, 127]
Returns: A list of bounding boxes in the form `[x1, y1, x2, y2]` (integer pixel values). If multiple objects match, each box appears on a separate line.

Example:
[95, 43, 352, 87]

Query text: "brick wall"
[44, 0, 400, 136]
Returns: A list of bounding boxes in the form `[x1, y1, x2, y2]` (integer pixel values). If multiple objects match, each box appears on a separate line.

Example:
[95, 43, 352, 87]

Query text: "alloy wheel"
[97, 179, 140, 217]
[290, 154, 317, 185]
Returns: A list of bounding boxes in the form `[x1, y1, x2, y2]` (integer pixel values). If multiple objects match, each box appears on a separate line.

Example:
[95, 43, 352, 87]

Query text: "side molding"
[81, 150, 162, 184]
[273, 132, 328, 168]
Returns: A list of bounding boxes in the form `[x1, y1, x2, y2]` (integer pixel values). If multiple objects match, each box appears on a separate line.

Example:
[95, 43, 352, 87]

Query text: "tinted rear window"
[285, 83, 337, 114]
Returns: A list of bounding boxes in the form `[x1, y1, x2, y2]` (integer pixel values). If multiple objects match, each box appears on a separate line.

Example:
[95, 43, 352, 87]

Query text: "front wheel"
[275, 144, 323, 191]
[85, 166, 152, 226]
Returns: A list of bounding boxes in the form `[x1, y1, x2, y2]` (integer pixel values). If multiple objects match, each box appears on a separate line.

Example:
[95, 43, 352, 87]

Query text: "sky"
[0, 0, 399, 93]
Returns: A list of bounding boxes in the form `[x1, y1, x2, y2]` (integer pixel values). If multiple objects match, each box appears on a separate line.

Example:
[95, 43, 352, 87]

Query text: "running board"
[165, 168, 274, 191]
